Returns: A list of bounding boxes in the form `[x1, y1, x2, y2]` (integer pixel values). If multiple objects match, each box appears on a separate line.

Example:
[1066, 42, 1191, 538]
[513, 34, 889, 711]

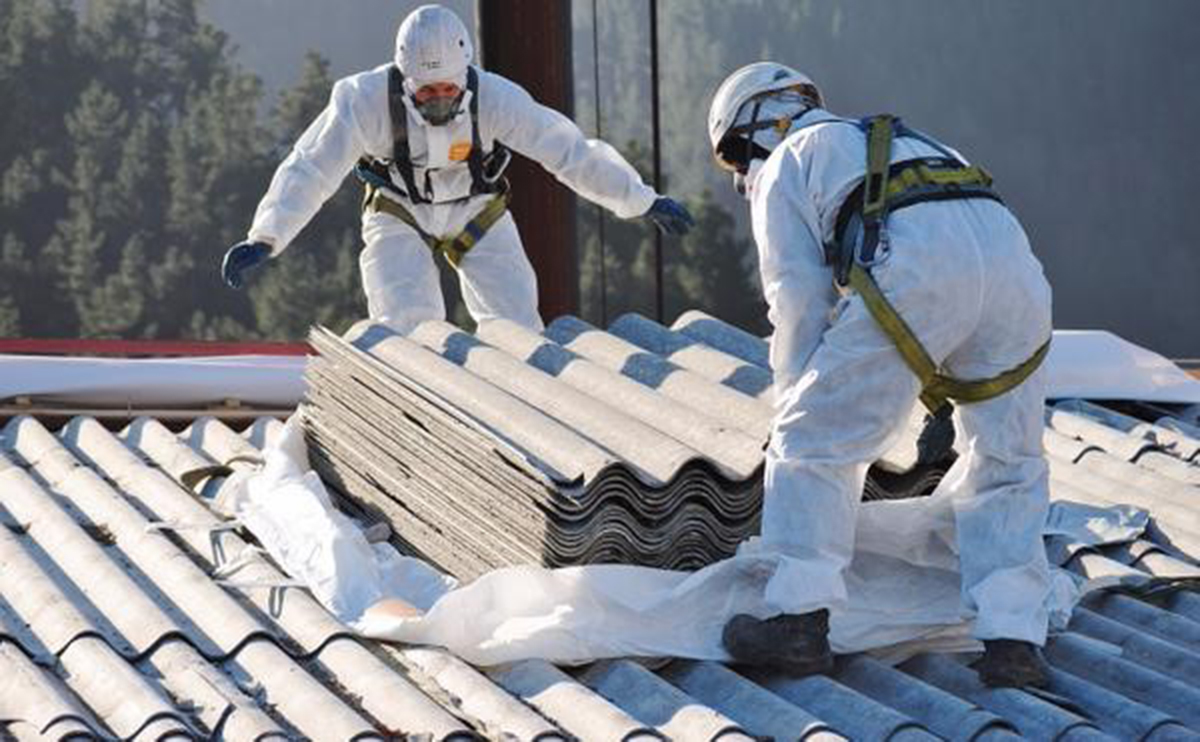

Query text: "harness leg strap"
[848, 263, 1049, 413]
[363, 186, 510, 269]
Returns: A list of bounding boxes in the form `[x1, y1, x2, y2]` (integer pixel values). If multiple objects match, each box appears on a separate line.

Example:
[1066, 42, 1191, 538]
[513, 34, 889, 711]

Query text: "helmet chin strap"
[732, 98, 803, 196]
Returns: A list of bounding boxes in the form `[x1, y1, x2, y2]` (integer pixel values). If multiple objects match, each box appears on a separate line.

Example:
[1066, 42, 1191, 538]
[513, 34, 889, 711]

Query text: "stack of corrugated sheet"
[302, 311, 949, 579]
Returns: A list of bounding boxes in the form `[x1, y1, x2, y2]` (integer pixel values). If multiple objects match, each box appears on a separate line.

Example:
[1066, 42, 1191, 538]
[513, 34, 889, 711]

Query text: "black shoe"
[722, 609, 834, 676]
[974, 639, 1050, 688]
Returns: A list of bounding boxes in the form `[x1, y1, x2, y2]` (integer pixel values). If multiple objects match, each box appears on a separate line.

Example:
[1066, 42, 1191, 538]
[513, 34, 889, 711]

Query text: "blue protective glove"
[221, 240, 273, 289]
[644, 196, 695, 236]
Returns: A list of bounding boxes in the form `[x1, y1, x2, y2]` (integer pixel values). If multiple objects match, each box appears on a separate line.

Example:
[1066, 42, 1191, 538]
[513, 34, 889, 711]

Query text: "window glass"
[573, 0, 1200, 355]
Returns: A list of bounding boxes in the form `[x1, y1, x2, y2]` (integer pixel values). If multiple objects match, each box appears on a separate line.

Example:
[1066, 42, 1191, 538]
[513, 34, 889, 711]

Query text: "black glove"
[221, 240, 273, 289]
[644, 196, 695, 236]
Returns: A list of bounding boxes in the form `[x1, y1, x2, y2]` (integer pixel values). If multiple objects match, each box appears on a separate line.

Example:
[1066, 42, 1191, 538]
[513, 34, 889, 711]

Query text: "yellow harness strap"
[363, 185, 511, 268]
[847, 264, 1050, 413]
[845, 115, 1050, 413]
[887, 161, 994, 196]
[862, 115, 896, 223]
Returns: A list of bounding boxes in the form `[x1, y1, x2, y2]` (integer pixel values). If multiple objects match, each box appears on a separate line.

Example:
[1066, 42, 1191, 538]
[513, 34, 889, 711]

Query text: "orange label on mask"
[449, 141, 473, 161]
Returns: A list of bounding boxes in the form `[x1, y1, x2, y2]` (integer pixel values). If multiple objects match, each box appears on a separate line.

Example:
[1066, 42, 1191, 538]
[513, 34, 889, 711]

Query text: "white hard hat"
[707, 62, 822, 171]
[395, 4, 473, 86]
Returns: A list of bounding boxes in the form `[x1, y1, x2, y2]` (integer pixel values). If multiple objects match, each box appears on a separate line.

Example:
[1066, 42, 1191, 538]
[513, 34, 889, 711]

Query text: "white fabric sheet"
[1044, 330, 1200, 404]
[219, 416, 1160, 668]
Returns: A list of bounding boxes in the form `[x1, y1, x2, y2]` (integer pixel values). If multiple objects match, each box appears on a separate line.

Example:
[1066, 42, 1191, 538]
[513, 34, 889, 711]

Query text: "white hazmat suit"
[246, 9, 658, 334]
[745, 106, 1054, 645]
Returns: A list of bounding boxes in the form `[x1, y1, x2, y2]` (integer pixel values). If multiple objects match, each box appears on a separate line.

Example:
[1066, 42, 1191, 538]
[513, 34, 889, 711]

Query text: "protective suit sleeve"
[248, 74, 385, 254]
[751, 148, 839, 390]
[485, 74, 658, 219]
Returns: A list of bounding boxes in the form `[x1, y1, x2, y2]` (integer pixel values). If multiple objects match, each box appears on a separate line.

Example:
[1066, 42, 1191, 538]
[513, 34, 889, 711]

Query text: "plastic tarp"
[217, 416, 1159, 667]
[0, 354, 306, 408]
[1043, 330, 1200, 404]
[2, 329, 1198, 408]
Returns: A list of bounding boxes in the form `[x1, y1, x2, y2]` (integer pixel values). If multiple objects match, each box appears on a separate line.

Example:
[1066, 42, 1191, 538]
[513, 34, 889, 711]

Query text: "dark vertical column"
[479, 0, 578, 320]
[648, 0, 664, 322]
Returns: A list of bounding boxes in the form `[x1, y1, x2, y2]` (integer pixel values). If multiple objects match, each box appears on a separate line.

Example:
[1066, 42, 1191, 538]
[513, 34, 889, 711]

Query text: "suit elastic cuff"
[624, 189, 659, 220]
[248, 232, 282, 257]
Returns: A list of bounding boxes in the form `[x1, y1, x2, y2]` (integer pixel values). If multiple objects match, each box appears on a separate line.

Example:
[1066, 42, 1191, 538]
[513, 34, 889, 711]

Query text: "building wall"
[574, 0, 1199, 356]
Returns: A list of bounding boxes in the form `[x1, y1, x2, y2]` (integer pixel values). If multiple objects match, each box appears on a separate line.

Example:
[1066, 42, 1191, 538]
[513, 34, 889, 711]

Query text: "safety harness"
[826, 114, 1050, 413]
[354, 64, 511, 268]
[362, 178, 510, 268]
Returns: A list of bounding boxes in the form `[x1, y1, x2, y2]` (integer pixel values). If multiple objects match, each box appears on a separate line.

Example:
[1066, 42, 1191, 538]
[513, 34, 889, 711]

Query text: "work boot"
[974, 639, 1050, 688]
[722, 609, 834, 676]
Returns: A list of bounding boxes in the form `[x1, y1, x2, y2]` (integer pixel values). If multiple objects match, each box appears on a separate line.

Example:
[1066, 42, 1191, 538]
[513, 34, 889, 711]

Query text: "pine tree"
[6, 0, 271, 340]
[160, 59, 268, 339]
[0, 0, 81, 337]
[668, 191, 769, 336]
[52, 81, 128, 337]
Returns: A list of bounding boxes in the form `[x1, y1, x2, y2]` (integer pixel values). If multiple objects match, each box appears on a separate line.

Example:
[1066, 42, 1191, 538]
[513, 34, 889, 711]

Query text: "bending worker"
[708, 62, 1053, 687]
[222, 4, 692, 332]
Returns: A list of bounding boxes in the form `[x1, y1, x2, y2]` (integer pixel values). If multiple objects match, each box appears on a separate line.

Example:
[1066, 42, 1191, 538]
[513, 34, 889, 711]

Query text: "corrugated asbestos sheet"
[0, 311, 1197, 739]
[302, 315, 946, 579]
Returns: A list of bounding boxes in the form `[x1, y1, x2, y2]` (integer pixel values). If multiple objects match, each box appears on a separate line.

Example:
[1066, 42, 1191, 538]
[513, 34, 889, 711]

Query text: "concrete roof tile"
[609, 313, 775, 402]
[489, 658, 663, 740]
[0, 641, 101, 740]
[899, 653, 1114, 741]
[578, 659, 756, 740]
[658, 660, 846, 740]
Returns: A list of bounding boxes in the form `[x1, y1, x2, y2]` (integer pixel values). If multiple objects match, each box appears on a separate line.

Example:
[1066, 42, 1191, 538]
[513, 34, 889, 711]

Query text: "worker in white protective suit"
[708, 62, 1054, 687]
[222, 4, 692, 332]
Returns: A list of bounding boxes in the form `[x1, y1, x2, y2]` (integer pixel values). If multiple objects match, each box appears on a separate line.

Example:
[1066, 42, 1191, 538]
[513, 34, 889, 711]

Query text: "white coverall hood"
[395, 4, 473, 89]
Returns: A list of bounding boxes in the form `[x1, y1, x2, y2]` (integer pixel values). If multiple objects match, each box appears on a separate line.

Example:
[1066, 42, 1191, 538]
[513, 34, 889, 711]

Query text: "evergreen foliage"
[0, 0, 361, 341]
[572, 0, 769, 335]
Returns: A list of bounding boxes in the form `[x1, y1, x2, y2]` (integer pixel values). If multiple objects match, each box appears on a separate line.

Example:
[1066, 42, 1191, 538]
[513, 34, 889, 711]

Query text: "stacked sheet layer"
[302, 313, 943, 579]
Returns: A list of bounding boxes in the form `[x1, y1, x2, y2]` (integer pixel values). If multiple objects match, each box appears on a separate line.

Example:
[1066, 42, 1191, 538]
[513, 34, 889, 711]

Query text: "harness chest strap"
[384, 64, 504, 205]
[838, 115, 1049, 413]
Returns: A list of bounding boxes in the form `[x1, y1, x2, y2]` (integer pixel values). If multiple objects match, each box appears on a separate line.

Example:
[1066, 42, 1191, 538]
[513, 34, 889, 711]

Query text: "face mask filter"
[414, 91, 464, 125]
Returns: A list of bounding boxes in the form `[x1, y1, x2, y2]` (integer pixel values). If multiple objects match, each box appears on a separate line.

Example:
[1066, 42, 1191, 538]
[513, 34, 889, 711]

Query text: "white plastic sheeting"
[1043, 330, 1200, 404]
[220, 423, 455, 618]
[221, 416, 1161, 668]
[0, 355, 306, 408]
[2, 329, 1198, 408]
